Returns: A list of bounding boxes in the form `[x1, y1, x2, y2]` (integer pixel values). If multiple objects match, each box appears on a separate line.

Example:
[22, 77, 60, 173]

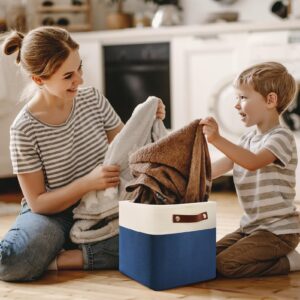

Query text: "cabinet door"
[171, 36, 243, 161]
[0, 54, 27, 177]
[78, 40, 103, 92]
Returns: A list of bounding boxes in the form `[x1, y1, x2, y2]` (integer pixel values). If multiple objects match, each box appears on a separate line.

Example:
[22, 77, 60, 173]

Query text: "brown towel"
[126, 119, 211, 204]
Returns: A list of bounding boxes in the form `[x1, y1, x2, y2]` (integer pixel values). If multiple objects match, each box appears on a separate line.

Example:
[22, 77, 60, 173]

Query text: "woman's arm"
[18, 164, 120, 215]
[106, 123, 124, 144]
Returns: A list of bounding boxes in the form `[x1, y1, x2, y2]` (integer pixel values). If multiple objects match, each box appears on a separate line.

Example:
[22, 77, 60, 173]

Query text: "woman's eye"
[64, 74, 72, 80]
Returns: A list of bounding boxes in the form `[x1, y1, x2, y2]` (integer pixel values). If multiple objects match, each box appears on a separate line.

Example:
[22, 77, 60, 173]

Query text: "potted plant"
[106, 0, 133, 30]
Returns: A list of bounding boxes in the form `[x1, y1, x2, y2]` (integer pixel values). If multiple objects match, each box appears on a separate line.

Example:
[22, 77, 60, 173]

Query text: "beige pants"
[217, 229, 299, 278]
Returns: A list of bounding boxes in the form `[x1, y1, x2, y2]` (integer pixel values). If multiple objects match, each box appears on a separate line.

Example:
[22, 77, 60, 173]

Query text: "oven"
[103, 42, 171, 128]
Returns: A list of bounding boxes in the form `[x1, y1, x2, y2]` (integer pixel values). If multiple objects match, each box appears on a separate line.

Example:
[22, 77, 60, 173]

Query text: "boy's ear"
[266, 92, 278, 108]
[31, 75, 44, 86]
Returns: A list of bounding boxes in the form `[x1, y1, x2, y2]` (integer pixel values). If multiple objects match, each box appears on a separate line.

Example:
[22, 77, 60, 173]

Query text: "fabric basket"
[119, 201, 216, 290]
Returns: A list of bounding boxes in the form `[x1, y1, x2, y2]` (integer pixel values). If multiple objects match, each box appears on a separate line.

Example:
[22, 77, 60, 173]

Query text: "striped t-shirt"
[10, 87, 121, 191]
[233, 125, 300, 235]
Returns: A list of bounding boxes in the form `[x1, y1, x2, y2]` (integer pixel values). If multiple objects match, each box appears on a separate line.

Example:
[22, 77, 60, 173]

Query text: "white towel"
[70, 96, 168, 243]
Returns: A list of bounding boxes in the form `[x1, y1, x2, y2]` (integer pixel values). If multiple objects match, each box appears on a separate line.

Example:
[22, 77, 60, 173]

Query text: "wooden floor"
[1, 192, 300, 299]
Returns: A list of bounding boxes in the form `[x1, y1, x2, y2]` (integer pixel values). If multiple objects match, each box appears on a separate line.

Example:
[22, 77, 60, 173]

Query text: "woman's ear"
[31, 75, 44, 87]
[266, 92, 278, 109]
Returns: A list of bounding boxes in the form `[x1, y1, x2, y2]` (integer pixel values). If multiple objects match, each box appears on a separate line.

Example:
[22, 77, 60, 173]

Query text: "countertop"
[72, 19, 300, 44]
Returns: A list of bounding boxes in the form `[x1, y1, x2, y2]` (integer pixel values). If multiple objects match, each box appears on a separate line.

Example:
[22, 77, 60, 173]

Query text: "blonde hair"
[233, 62, 297, 114]
[2, 26, 79, 79]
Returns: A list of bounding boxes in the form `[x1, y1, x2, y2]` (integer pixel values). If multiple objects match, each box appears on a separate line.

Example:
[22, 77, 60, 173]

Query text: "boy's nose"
[234, 100, 241, 110]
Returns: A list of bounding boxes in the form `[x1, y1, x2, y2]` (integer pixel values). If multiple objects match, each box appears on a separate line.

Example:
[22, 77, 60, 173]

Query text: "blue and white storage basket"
[119, 201, 216, 290]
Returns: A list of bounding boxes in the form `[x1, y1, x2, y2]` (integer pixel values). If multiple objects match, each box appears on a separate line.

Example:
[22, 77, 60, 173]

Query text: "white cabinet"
[0, 54, 28, 177]
[171, 35, 246, 161]
[78, 40, 103, 92]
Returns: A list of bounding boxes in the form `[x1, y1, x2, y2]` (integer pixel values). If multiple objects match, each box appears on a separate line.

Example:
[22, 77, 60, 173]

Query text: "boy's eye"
[236, 96, 246, 100]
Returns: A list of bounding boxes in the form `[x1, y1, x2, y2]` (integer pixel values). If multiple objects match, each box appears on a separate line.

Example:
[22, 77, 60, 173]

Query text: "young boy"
[200, 61, 300, 278]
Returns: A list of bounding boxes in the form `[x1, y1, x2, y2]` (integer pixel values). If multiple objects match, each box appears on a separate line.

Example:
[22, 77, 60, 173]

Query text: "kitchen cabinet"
[171, 35, 247, 160]
[78, 40, 103, 92]
[0, 54, 28, 177]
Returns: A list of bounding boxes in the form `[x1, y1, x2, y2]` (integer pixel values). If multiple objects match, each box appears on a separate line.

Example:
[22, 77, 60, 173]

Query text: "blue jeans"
[0, 202, 119, 282]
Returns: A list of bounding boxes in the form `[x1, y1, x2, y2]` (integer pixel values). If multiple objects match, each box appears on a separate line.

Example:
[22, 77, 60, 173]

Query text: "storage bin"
[119, 201, 216, 290]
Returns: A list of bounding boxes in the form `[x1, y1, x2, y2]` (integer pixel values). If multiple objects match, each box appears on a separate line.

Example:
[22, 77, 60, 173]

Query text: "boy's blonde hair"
[233, 62, 297, 114]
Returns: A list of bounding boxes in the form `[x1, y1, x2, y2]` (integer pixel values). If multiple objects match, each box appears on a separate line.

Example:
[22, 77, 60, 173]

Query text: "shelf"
[37, 5, 90, 13]
[35, 0, 92, 32]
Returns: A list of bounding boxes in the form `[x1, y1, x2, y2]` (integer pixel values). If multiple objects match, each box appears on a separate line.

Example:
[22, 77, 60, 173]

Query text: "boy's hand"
[200, 117, 221, 143]
[156, 99, 166, 120]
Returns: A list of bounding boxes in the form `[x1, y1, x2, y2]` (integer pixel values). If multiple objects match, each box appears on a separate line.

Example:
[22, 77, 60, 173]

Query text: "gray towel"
[70, 96, 168, 243]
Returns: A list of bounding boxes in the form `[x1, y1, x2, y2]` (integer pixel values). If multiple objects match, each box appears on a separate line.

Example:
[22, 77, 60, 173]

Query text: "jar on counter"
[6, 0, 27, 32]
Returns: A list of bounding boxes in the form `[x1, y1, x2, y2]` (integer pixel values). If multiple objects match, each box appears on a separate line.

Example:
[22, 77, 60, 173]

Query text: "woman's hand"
[85, 164, 120, 191]
[156, 99, 166, 120]
[200, 117, 221, 143]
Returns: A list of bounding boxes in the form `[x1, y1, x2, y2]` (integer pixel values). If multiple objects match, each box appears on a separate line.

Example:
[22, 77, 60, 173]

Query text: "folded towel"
[126, 119, 211, 204]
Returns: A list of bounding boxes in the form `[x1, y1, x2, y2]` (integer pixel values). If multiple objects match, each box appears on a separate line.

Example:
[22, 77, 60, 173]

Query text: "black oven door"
[104, 43, 171, 128]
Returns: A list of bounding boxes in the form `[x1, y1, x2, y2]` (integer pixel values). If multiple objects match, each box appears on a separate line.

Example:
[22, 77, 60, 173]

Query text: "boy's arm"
[212, 156, 233, 179]
[200, 117, 277, 171]
[211, 135, 276, 171]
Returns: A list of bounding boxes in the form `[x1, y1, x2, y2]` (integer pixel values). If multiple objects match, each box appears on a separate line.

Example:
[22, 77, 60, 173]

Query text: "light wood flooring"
[1, 192, 300, 300]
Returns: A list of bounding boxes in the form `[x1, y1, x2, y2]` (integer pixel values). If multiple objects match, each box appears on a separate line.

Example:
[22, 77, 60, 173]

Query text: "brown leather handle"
[172, 211, 208, 223]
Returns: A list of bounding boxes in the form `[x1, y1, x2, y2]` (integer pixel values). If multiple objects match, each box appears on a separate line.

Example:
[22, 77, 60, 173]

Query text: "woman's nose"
[74, 71, 83, 85]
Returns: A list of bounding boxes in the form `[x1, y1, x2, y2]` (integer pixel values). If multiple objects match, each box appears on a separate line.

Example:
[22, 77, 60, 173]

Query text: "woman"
[0, 26, 165, 282]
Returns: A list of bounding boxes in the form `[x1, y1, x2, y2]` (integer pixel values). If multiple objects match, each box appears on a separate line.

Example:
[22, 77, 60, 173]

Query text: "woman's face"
[42, 49, 84, 100]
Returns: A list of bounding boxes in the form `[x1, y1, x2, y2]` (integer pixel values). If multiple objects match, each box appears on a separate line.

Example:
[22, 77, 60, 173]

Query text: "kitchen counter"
[72, 19, 300, 44]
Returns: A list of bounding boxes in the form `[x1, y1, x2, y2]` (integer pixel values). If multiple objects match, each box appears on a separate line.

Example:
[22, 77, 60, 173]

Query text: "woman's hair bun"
[2, 31, 25, 63]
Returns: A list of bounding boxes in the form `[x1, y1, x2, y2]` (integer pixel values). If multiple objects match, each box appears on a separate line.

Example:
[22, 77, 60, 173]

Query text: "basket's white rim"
[119, 201, 216, 235]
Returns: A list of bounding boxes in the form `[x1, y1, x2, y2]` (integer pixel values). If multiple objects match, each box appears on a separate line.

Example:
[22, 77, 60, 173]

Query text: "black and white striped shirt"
[233, 125, 300, 235]
[10, 87, 121, 191]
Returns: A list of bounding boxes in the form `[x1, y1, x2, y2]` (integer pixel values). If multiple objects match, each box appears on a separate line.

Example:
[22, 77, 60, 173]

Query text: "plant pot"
[106, 12, 133, 30]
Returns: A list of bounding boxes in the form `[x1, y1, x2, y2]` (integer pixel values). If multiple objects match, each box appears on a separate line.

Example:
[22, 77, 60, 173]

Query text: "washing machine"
[208, 30, 300, 200]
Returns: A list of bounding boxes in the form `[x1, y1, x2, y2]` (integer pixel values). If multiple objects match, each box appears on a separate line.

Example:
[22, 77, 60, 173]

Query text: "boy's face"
[234, 84, 268, 128]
